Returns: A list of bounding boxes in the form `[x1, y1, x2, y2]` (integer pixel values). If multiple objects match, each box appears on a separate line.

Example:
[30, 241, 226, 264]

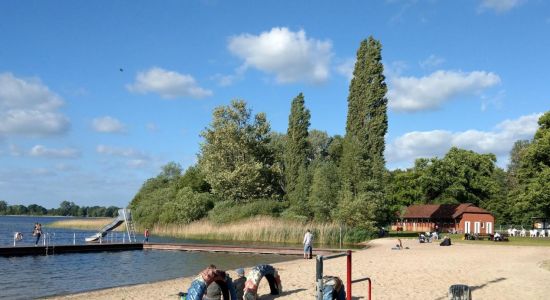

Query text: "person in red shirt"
[144, 228, 150, 243]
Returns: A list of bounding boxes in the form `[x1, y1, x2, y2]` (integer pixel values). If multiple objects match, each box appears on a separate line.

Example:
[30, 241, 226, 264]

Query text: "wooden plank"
[144, 243, 344, 256]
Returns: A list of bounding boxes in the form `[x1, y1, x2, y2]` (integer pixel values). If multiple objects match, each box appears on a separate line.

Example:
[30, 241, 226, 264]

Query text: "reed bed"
[151, 216, 345, 245]
[47, 218, 124, 231]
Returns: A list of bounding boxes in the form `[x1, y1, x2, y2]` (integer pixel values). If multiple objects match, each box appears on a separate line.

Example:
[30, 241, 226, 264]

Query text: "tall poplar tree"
[284, 93, 311, 215]
[339, 37, 388, 226]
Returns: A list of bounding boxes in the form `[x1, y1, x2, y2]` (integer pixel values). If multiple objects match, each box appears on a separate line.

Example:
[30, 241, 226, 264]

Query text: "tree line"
[0, 200, 119, 218]
[129, 37, 550, 240]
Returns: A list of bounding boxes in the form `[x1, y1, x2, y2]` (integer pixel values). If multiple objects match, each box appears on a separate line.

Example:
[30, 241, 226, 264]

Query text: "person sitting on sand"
[419, 233, 426, 243]
[440, 235, 452, 246]
[392, 239, 409, 250]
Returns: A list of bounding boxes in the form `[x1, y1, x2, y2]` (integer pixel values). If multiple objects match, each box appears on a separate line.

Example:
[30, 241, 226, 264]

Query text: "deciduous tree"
[199, 100, 277, 202]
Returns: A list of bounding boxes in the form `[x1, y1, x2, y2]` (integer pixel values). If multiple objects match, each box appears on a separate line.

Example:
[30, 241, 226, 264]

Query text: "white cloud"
[386, 112, 543, 168]
[30, 145, 80, 159]
[228, 27, 333, 84]
[9, 144, 23, 157]
[388, 70, 501, 112]
[0, 110, 70, 136]
[479, 0, 525, 13]
[211, 73, 240, 87]
[92, 116, 126, 133]
[0, 73, 70, 136]
[127, 159, 148, 168]
[126, 67, 213, 99]
[419, 55, 445, 69]
[336, 58, 355, 81]
[96, 144, 149, 160]
[146, 122, 159, 132]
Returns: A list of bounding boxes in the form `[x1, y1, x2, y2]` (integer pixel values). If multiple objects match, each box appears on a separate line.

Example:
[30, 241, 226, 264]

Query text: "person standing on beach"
[144, 228, 150, 243]
[34, 223, 42, 246]
[303, 229, 313, 259]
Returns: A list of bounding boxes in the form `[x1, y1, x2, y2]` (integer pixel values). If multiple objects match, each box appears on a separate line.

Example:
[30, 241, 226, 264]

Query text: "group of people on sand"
[202, 265, 247, 300]
[193, 229, 314, 299]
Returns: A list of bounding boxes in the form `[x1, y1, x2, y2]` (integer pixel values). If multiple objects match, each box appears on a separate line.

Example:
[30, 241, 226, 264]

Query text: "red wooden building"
[392, 203, 494, 234]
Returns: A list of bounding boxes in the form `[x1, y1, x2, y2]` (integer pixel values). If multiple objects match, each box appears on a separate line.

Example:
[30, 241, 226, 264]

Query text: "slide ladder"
[85, 208, 137, 243]
[121, 209, 137, 243]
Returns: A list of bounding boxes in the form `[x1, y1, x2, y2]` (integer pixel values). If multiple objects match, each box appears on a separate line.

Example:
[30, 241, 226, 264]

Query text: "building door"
[474, 222, 481, 234]
[486, 222, 492, 234]
[465, 221, 471, 234]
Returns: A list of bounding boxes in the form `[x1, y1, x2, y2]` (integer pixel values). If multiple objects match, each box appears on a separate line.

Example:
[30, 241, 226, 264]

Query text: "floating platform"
[0, 243, 143, 257]
[144, 242, 343, 256]
[0, 242, 348, 257]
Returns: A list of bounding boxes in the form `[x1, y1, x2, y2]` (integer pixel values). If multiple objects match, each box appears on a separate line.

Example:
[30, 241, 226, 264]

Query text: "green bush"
[159, 187, 214, 224]
[208, 199, 286, 224]
[279, 209, 310, 223]
[344, 227, 372, 243]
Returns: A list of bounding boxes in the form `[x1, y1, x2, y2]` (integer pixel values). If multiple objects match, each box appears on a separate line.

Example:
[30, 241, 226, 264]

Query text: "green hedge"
[208, 199, 287, 224]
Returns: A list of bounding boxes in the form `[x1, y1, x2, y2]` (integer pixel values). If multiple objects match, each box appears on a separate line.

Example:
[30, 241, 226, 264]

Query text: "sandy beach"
[48, 238, 550, 300]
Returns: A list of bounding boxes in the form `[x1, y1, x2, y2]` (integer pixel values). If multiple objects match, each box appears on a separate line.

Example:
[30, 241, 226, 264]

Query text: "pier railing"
[8, 230, 136, 247]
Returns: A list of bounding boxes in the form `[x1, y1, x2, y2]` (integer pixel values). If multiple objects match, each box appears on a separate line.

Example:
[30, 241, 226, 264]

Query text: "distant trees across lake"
[0, 200, 119, 217]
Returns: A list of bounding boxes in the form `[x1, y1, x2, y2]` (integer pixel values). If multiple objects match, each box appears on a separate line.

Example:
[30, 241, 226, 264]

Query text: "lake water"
[0, 216, 295, 299]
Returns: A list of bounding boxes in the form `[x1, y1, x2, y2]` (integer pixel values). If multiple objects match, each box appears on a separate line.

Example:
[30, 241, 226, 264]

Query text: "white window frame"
[486, 222, 492, 234]
[474, 222, 481, 234]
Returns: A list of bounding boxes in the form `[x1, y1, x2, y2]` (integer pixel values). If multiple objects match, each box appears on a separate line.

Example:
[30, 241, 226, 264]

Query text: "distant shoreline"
[0, 215, 110, 218]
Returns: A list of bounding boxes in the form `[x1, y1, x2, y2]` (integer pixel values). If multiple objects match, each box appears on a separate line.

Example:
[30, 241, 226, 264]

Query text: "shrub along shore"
[47, 216, 349, 245]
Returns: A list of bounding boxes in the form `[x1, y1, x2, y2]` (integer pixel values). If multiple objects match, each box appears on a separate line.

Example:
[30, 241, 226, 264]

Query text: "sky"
[0, 0, 548, 209]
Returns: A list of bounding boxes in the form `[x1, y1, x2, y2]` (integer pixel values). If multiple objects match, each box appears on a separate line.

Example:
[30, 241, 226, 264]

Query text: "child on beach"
[144, 228, 150, 243]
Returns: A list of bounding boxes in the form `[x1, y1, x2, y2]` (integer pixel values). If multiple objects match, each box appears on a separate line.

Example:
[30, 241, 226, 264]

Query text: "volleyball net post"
[316, 250, 354, 300]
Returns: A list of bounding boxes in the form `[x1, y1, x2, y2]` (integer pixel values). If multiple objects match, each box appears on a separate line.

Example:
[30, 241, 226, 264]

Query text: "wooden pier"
[0, 242, 348, 257]
[144, 242, 343, 256]
[0, 243, 143, 257]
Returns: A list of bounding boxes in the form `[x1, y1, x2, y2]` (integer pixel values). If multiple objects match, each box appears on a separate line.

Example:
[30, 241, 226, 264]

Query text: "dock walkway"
[144, 242, 343, 256]
[0, 242, 348, 257]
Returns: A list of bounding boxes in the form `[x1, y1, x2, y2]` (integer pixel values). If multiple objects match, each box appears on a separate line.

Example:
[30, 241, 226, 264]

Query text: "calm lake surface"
[0, 216, 295, 299]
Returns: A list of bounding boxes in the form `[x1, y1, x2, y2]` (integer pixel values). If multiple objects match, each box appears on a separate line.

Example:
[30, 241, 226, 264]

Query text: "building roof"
[401, 203, 492, 219]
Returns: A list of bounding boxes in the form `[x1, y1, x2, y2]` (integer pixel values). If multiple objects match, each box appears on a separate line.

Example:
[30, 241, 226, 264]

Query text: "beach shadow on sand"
[349, 277, 371, 299]
[433, 277, 507, 300]
[258, 288, 306, 299]
[470, 277, 507, 291]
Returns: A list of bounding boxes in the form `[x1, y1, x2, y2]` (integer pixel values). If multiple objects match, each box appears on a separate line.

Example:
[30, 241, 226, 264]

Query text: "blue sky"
[0, 0, 548, 208]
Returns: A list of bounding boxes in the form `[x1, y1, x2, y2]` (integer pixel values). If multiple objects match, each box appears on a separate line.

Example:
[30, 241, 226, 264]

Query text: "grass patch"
[388, 231, 550, 247]
[151, 216, 349, 245]
[47, 218, 124, 231]
[388, 231, 422, 238]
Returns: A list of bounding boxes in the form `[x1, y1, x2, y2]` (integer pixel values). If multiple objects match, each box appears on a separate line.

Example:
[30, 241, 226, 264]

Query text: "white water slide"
[85, 208, 137, 243]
